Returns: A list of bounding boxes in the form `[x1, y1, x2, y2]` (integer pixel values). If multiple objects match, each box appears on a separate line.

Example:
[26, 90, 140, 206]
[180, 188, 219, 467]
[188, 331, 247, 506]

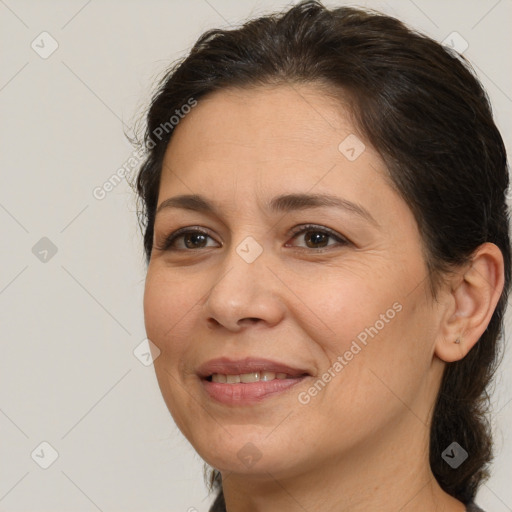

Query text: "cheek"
[143, 269, 202, 430]
[293, 268, 403, 360]
[143, 268, 198, 355]
[311, 285, 434, 424]
[300, 261, 432, 395]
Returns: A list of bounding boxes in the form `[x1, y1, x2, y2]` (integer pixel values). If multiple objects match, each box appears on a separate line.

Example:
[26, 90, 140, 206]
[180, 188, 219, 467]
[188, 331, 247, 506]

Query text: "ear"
[435, 242, 505, 363]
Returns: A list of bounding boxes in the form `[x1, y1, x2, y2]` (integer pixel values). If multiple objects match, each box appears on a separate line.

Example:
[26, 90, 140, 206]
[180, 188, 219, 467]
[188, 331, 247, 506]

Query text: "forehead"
[157, 85, 410, 231]
[160, 84, 386, 190]
[165, 84, 354, 164]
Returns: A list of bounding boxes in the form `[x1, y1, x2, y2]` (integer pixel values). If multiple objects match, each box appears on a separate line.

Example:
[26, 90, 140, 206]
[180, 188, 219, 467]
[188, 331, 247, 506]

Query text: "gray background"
[0, 1, 511, 511]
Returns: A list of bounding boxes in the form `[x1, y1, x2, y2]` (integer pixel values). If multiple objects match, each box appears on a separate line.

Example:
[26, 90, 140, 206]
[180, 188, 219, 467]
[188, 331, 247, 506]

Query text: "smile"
[209, 371, 294, 383]
[202, 374, 309, 405]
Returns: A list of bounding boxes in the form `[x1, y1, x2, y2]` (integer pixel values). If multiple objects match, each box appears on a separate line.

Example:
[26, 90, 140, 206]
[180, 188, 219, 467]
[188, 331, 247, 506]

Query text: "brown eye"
[287, 225, 349, 251]
[156, 228, 219, 251]
[155, 224, 349, 253]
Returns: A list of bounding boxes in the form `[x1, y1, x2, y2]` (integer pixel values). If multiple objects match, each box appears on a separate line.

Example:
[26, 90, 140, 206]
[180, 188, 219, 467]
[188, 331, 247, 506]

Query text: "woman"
[134, 1, 510, 510]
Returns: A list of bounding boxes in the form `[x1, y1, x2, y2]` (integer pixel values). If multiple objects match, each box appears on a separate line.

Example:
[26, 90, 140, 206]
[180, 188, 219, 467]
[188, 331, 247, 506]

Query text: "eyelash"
[155, 224, 350, 253]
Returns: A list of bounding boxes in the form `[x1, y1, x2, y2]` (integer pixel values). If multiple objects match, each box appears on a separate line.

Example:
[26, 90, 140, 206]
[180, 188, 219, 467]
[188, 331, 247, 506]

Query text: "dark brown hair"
[133, 1, 511, 509]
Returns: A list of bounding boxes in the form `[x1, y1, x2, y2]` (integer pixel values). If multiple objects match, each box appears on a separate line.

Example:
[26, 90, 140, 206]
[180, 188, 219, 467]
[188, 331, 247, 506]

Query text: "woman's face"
[144, 84, 445, 478]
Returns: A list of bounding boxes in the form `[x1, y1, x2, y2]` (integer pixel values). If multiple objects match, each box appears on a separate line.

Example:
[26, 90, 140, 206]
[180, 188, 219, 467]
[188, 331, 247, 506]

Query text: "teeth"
[211, 371, 294, 383]
[240, 372, 260, 383]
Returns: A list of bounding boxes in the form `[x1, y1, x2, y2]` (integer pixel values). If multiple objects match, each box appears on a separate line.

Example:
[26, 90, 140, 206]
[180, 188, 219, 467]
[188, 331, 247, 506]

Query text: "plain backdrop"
[1, 1, 511, 511]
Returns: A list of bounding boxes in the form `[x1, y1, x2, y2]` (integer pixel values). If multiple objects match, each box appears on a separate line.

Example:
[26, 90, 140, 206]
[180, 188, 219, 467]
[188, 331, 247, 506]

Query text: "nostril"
[207, 318, 221, 329]
[240, 317, 260, 324]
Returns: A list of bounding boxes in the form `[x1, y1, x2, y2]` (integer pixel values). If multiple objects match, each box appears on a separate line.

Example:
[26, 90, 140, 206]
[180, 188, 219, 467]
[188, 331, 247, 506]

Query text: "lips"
[196, 357, 311, 380]
[197, 357, 312, 405]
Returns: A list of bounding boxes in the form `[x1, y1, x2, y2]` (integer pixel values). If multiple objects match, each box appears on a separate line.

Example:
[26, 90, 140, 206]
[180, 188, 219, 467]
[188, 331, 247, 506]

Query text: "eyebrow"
[155, 193, 379, 226]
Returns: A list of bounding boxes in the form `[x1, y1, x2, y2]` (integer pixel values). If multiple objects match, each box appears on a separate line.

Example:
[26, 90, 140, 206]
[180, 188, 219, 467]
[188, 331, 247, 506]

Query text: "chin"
[189, 426, 304, 477]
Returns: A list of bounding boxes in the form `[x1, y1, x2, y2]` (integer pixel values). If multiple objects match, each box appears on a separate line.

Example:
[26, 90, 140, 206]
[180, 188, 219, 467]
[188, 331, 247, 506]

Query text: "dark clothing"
[210, 494, 486, 511]
[467, 503, 486, 512]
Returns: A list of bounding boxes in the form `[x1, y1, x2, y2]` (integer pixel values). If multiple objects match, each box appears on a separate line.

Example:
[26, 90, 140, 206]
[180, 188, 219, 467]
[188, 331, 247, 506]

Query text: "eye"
[155, 227, 219, 252]
[154, 224, 349, 253]
[286, 224, 349, 251]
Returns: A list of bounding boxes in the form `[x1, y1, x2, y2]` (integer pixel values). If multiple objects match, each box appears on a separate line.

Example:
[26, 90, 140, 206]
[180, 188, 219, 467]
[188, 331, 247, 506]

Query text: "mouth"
[197, 356, 311, 378]
[197, 357, 312, 405]
[205, 371, 308, 383]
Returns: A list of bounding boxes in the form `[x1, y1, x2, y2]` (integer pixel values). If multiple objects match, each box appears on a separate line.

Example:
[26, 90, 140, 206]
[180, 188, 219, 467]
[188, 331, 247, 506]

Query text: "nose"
[202, 246, 286, 332]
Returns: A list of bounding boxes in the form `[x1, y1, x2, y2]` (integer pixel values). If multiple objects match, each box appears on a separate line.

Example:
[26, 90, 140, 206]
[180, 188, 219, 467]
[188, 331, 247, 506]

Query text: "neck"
[220, 410, 466, 512]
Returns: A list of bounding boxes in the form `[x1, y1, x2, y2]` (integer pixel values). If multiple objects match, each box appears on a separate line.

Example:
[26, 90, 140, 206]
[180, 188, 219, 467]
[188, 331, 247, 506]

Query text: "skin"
[143, 84, 504, 512]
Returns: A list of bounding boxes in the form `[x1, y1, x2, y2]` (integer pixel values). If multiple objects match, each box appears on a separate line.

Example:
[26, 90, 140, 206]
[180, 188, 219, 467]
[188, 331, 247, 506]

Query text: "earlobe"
[434, 242, 505, 363]
[436, 334, 466, 363]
